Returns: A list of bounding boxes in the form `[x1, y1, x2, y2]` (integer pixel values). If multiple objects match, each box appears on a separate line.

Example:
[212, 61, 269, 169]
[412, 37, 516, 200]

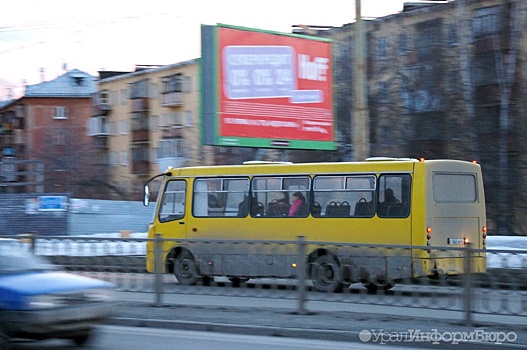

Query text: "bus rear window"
[433, 173, 477, 203]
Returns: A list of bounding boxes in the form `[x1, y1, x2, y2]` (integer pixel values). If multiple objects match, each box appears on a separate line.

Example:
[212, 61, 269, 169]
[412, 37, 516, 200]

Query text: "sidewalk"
[108, 292, 527, 348]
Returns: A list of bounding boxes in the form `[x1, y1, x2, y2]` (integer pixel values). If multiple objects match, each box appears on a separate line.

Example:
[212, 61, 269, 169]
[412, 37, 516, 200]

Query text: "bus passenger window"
[378, 174, 411, 218]
[252, 176, 310, 218]
[237, 196, 263, 217]
[313, 175, 375, 218]
[193, 177, 249, 217]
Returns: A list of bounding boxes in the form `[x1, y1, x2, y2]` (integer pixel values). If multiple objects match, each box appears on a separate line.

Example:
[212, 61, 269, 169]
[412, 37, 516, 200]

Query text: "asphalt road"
[107, 291, 527, 349]
[11, 326, 433, 350]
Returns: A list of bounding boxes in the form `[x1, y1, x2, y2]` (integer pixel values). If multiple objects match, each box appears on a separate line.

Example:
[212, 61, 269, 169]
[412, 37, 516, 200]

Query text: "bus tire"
[174, 251, 199, 285]
[311, 254, 343, 293]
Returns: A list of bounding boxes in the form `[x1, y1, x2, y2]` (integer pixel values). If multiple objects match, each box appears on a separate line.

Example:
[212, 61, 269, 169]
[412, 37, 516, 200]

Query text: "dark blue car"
[0, 239, 116, 347]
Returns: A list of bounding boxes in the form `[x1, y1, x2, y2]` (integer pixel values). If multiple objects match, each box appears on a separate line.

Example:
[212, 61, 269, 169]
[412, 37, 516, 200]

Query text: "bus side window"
[378, 174, 411, 218]
[314, 175, 375, 218]
[252, 176, 310, 218]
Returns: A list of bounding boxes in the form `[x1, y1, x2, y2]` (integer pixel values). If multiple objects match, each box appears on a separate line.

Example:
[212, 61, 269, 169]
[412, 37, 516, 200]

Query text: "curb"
[106, 316, 358, 342]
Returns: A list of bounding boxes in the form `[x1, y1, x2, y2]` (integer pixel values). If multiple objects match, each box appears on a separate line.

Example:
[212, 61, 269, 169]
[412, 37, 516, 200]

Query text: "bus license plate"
[447, 238, 464, 245]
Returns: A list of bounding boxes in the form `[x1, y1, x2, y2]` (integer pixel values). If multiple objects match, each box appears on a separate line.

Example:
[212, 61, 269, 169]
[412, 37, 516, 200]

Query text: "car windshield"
[0, 239, 57, 274]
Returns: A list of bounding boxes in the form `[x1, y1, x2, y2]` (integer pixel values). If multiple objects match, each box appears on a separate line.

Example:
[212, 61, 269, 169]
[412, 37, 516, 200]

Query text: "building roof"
[24, 69, 97, 98]
[98, 59, 200, 84]
[0, 99, 15, 109]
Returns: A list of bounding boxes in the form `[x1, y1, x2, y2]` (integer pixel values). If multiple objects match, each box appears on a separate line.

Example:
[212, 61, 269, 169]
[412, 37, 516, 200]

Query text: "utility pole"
[353, 0, 370, 161]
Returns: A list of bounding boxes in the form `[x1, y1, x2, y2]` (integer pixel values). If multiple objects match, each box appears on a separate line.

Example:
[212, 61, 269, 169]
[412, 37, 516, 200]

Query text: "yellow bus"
[143, 158, 487, 292]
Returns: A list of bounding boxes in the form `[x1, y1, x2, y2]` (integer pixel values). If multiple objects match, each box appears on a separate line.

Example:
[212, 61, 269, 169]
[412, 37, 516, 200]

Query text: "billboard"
[201, 24, 335, 150]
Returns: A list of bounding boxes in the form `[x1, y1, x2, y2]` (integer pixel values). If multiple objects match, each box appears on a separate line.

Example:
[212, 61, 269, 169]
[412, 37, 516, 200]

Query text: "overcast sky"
[0, 0, 408, 98]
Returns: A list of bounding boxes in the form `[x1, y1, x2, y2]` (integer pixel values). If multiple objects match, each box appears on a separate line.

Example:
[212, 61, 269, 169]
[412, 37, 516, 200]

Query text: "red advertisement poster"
[218, 27, 334, 142]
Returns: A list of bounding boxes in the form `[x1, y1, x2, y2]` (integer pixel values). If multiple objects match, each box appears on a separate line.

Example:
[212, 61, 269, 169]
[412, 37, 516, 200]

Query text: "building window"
[120, 120, 128, 134]
[160, 114, 168, 128]
[473, 6, 501, 38]
[378, 82, 389, 104]
[162, 74, 183, 93]
[377, 37, 388, 60]
[416, 20, 441, 60]
[87, 116, 108, 136]
[399, 33, 410, 55]
[53, 106, 67, 119]
[120, 89, 128, 104]
[132, 145, 150, 162]
[131, 112, 149, 131]
[110, 152, 118, 166]
[183, 76, 192, 93]
[96, 90, 110, 105]
[150, 115, 159, 131]
[72, 76, 85, 86]
[476, 105, 499, 135]
[448, 23, 458, 46]
[474, 53, 497, 86]
[150, 83, 158, 99]
[120, 151, 128, 165]
[129, 79, 148, 99]
[108, 121, 118, 135]
[172, 112, 181, 127]
[185, 110, 192, 127]
[157, 138, 188, 159]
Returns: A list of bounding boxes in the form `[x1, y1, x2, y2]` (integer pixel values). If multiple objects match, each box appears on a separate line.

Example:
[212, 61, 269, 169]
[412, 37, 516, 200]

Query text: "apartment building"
[0, 69, 98, 197]
[310, 0, 527, 235]
[89, 60, 217, 199]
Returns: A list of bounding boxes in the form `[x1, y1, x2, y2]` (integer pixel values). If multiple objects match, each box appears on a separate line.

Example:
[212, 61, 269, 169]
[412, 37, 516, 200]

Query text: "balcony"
[132, 129, 149, 142]
[131, 98, 149, 112]
[91, 151, 109, 166]
[93, 91, 112, 111]
[161, 127, 183, 139]
[161, 92, 183, 107]
[95, 101, 111, 112]
[132, 161, 150, 175]
[92, 135, 109, 149]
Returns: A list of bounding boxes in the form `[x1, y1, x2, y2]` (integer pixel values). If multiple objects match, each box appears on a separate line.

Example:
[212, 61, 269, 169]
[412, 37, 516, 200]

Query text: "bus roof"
[163, 159, 479, 177]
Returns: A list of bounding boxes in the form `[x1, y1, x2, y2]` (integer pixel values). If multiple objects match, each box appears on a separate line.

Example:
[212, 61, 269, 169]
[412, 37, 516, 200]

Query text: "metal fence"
[4, 233, 527, 326]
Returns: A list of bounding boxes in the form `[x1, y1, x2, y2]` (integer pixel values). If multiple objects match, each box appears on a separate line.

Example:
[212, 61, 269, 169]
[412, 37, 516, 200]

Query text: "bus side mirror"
[143, 185, 150, 207]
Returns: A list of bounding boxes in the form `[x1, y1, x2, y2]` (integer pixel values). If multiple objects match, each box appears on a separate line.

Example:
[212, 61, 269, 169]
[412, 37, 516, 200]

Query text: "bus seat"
[325, 201, 340, 217]
[340, 201, 351, 216]
[268, 199, 290, 217]
[295, 202, 309, 217]
[312, 202, 322, 217]
[354, 198, 373, 217]
[253, 202, 265, 216]
[387, 203, 404, 217]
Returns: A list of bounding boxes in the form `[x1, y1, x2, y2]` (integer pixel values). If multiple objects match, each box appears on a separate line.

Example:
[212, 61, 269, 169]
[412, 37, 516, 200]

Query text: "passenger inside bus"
[267, 193, 290, 217]
[288, 192, 307, 217]
[208, 194, 222, 208]
[378, 188, 399, 216]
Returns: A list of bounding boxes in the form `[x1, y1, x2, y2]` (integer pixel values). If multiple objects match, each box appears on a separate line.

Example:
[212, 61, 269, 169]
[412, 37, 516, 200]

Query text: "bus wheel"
[311, 255, 343, 293]
[362, 281, 394, 292]
[174, 251, 199, 285]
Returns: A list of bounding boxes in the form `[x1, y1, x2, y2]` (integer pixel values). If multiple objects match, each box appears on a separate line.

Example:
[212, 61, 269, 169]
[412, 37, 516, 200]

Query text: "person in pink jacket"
[288, 192, 306, 216]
